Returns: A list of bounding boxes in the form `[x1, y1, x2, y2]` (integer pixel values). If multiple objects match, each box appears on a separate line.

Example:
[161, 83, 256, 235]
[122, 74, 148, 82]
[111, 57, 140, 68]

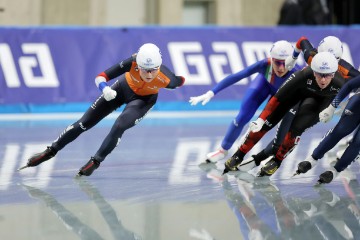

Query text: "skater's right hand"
[249, 118, 265, 132]
[285, 56, 297, 70]
[189, 90, 214, 106]
[319, 104, 336, 123]
[102, 86, 117, 101]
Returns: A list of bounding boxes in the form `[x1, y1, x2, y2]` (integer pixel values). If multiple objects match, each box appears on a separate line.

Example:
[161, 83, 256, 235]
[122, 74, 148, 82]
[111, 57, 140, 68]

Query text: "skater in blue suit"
[189, 40, 298, 163]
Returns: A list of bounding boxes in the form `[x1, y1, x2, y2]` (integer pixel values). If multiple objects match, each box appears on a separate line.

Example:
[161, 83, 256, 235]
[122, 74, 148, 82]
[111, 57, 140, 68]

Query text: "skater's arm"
[95, 56, 134, 91]
[332, 75, 360, 107]
[161, 65, 185, 89]
[285, 37, 315, 70]
[211, 60, 267, 94]
[338, 59, 360, 79]
[189, 59, 269, 106]
[296, 37, 318, 65]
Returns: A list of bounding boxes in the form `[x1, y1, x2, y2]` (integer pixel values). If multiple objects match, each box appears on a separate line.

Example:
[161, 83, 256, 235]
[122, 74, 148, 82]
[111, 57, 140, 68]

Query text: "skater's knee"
[222, 141, 232, 150]
[79, 122, 88, 131]
[288, 127, 303, 137]
[73, 120, 91, 132]
[112, 121, 130, 133]
[114, 115, 137, 131]
[235, 110, 254, 124]
[233, 117, 248, 129]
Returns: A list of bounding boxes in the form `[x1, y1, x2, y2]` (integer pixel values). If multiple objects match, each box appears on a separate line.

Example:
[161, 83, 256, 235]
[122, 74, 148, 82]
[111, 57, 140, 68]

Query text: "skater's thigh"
[79, 96, 120, 128]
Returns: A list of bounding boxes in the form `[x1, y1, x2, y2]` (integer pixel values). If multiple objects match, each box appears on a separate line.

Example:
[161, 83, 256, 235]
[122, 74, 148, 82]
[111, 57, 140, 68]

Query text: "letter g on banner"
[0, 43, 59, 88]
[168, 42, 211, 85]
[168, 42, 245, 85]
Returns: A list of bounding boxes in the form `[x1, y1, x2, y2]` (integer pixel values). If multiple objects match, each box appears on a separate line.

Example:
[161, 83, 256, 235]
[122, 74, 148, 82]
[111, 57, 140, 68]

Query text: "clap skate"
[315, 167, 339, 186]
[257, 157, 281, 177]
[205, 148, 228, 163]
[17, 146, 56, 171]
[292, 155, 317, 177]
[223, 154, 243, 175]
[76, 157, 100, 177]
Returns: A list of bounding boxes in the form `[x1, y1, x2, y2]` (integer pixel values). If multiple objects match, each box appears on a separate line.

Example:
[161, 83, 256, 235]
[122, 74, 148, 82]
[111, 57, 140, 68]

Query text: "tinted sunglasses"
[273, 59, 285, 67]
[139, 66, 160, 73]
[314, 71, 335, 78]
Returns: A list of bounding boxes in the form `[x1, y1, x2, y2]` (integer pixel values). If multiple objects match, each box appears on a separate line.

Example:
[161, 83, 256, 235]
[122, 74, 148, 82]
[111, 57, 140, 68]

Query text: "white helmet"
[136, 43, 162, 69]
[318, 36, 343, 60]
[311, 52, 338, 74]
[270, 40, 293, 60]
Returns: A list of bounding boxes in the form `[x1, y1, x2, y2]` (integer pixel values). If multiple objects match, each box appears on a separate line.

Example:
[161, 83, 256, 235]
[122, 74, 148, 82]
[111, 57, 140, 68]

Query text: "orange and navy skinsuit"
[51, 54, 184, 162]
[98, 54, 185, 95]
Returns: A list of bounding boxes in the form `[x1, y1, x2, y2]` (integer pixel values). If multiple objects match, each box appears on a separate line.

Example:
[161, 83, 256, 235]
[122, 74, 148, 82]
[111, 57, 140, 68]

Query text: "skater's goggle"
[314, 71, 335, 79]
[138, 66, 160, 73]
[272, 59, 285, 67]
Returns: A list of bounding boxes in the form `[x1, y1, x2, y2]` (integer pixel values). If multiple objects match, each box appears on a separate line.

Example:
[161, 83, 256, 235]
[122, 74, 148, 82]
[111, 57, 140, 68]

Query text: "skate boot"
[292, 155, 317, 176]
[76, 157, 100, 177]
[316, 167, 339, 185]
[223, 153, 243, 174]
[257, 157, 281, 177]
[17, 146, 57, 171]
[206, 148, 228, 163]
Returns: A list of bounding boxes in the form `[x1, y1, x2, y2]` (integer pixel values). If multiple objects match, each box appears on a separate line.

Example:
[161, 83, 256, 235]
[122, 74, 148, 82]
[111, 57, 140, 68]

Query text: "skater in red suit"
[223, 51, 349, 176]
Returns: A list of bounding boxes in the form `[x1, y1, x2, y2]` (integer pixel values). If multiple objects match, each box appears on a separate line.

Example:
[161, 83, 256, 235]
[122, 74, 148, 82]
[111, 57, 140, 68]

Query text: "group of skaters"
[192, 35, 360, 185]
[19, 36, 360, 185]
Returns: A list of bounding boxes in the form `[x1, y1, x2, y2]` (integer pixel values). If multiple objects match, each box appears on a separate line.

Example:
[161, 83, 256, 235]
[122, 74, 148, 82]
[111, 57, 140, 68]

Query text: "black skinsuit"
[238, 66, 348, 163]
[258, 37, 359, 160]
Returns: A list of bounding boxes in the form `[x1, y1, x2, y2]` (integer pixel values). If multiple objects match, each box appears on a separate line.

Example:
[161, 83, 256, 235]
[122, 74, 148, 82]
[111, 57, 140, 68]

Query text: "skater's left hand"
[189, 90, 214, 106]
[249, 118, 265, 132]
[319, 104, 336, 123]
[102, 86, 117, 101]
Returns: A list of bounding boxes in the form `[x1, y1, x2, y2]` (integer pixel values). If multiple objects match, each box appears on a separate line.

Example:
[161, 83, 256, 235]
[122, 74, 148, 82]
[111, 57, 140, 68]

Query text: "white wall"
[0, 0, 284, 26]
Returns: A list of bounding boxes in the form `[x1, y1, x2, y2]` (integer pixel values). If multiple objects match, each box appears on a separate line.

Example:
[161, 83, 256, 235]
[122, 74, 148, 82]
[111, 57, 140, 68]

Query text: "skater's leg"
[207, 87, 269, 163]
[78, 95, 156, 176]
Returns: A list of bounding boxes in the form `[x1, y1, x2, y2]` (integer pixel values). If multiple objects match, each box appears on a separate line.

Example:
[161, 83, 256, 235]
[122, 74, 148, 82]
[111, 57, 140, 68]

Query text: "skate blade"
[256, 171, 272, 178]
[205, 158, 221, 164]
[238, 160, 256, 172]
[17, 165, 29, 171]
[75, 172, 83, 178]
[222, 168, 229, 175]
[292, 172, 300, 178]
[222, 166, 239, 175]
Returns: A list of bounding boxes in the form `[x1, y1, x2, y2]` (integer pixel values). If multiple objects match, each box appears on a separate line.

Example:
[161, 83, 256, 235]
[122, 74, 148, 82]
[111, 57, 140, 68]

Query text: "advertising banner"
[0, 26, 359, 112]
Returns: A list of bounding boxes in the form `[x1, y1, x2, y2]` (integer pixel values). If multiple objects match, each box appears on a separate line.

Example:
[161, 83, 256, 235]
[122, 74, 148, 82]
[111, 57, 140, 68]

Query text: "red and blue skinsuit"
[211, 58, 299, 150]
